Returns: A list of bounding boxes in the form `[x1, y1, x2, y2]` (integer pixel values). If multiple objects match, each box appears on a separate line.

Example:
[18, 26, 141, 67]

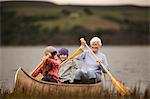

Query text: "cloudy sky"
[1, 0, 150, 6]
[48, 0, 150, 6]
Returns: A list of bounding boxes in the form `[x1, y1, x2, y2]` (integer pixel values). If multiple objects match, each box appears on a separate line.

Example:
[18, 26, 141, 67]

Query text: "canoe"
[14, 67, 103, 97]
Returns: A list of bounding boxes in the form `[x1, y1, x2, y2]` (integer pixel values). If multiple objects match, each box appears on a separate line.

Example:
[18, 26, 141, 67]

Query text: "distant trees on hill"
[1, 4, 149, 46]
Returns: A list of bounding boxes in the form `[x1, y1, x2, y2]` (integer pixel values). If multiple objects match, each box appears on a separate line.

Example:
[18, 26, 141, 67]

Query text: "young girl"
[58, 48, 79, 84]
[31, 46, 60, 83]
[58, 48, 69, 62]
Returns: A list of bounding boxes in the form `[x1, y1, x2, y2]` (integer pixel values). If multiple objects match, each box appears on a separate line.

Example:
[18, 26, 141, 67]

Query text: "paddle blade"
[35, 75, 43, 81]
[69, 47, 83, 59]
[112, 80, 130, 96]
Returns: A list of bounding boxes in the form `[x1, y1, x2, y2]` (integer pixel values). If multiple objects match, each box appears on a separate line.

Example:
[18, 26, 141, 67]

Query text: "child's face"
[59, 54, 68, 62]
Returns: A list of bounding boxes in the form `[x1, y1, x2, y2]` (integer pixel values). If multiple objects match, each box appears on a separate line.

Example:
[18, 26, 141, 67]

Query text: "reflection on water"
[0, 46, 150, 93]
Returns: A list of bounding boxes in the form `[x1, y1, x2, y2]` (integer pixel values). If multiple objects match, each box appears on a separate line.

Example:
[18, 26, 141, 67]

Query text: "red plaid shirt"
[32, 58, 60, 83]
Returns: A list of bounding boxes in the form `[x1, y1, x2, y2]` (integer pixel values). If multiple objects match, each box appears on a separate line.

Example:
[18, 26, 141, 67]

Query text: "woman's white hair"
[90, 37, 102, 46]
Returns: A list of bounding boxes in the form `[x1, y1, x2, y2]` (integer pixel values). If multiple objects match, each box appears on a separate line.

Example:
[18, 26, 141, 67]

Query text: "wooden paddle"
[82, 38, 130, 96]
[34, 46, 84, 81]
[60, 46, 84, 66]
[30, 53, 51, 76]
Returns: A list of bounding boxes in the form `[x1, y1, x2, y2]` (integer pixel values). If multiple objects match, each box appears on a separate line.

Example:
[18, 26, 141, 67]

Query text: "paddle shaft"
[60, 46, 83, 66]
[30, 54, 50, 75]
[85, 44, 128, 95]
[85, 44, 114, 78]
[59, 58, 70, 66]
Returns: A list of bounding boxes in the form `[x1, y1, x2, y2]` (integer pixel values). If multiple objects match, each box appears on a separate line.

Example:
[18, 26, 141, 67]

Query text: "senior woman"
[73, 37, 109, 84]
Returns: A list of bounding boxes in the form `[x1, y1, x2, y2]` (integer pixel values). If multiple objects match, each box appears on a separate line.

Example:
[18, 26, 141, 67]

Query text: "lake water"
[0, 46, 150, 93]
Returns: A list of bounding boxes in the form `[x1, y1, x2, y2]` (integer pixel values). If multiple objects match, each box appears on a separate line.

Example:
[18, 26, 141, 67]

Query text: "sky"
[0, 0, 150, 6]
[47, 0, 150, 6]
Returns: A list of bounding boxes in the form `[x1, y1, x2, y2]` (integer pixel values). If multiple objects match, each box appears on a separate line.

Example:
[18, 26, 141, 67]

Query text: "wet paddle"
[82, 38, 130, 96]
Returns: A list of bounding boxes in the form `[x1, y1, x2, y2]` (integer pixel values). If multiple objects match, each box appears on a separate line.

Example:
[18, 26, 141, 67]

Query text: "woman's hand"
[80, 38, 87, 46]
[45, 52, 52, 57]
[43, 52, 52, 62]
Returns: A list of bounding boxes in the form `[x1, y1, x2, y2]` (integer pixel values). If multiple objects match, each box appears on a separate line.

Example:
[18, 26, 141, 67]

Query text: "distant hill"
[1, 1, 149, 46]
[0, 1, 58, 8]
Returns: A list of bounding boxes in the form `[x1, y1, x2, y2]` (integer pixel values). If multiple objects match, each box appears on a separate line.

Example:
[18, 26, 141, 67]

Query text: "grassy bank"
[1, 85, 150, 99]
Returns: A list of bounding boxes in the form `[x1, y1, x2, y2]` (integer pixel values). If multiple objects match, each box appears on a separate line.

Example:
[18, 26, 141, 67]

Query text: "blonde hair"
[90, 37, 102, 46]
